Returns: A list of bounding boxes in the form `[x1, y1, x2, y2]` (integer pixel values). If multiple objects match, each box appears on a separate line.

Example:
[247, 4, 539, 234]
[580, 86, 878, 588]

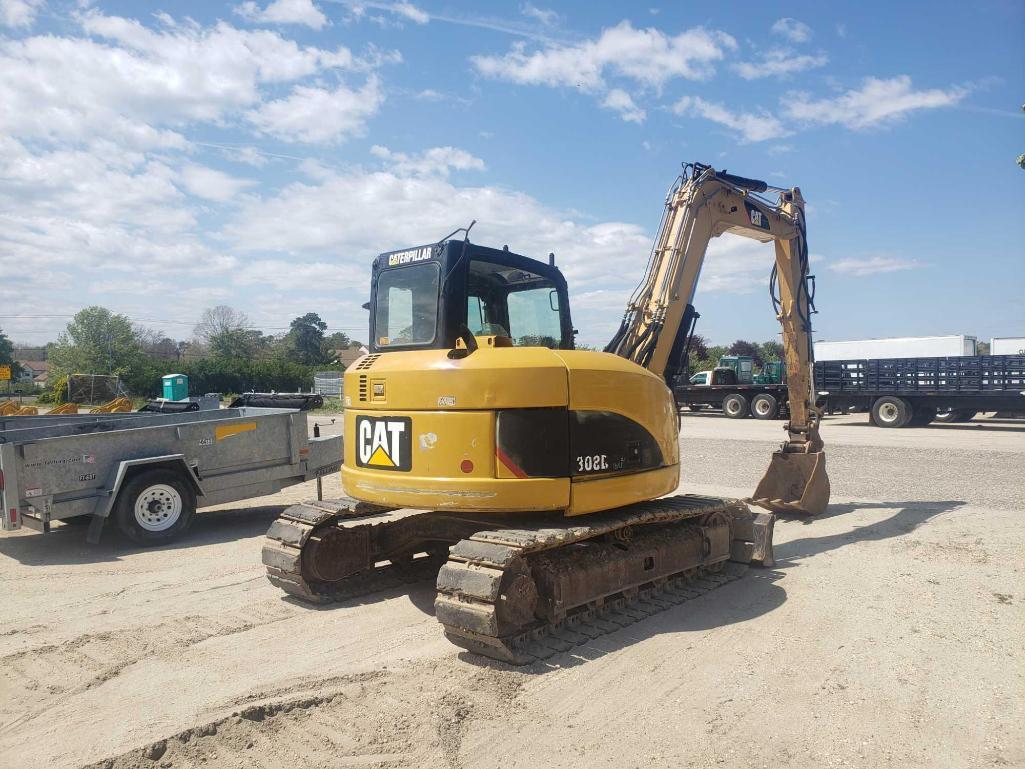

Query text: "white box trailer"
[991, 337, 1025, 356]
[814, 335, 976, 361]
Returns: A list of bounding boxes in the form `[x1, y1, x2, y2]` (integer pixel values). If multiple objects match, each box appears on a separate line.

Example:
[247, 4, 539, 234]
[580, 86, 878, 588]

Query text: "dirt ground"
[1, 413, 1022, 769]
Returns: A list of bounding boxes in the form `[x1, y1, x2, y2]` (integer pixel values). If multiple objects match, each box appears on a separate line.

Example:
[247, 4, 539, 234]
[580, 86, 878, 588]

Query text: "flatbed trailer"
[816, 355, 1025, 427]
[675, 354, 1025, 427]
[0, 407, 342, 544]
[674, 382, 791, 420]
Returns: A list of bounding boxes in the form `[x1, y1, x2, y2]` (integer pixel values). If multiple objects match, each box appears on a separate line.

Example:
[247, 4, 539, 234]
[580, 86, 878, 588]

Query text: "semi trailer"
[814, 335, 977, 360]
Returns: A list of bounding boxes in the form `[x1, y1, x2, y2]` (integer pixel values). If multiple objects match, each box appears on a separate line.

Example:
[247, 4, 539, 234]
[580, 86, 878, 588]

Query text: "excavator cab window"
[370, 239, 573, 353]
[374, 261, 440, 347]
[467, 258, 563, 348]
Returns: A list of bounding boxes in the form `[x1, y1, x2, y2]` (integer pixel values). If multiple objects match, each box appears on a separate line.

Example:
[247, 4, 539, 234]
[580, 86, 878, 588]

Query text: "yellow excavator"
[263, 162, 829, 663]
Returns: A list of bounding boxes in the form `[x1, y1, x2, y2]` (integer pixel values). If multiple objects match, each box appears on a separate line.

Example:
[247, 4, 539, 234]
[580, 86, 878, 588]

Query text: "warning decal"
[355, 415, 412, 472]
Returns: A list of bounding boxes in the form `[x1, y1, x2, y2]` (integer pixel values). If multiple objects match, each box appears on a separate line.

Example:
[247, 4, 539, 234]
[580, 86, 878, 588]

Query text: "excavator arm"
[607, 162, 829, 514]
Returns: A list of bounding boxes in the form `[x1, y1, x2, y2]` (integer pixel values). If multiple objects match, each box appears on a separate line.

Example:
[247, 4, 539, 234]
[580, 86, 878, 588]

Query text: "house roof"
[334, 348, 366, 367]
[17, 360, 49, 373]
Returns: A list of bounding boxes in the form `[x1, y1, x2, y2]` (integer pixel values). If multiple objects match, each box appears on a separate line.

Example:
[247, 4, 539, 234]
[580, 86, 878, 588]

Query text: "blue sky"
[0, 0, 1022, 349]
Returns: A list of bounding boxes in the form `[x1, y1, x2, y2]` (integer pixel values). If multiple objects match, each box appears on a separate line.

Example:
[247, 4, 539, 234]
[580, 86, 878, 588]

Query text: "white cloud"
[828, 256, 925, 276]
[0, 0, 43, 28]
[771, 18, 812, 43]
[234, 0, 329, 30]
[246, 77, 384, 143]
[602, 89, 646, 123]
[215, 159, 794, 347]
[180, 164, 257, 202]
[370, 145, 485, 177]
[393, 2, 428, 24]
[471, 21, 736, 92]
[785, 76, 968, 129]
[733, 49, 828, 80]
[673, 96, 789, 142]
[0, 11, 376, 148]
[521, 3, 557, 26]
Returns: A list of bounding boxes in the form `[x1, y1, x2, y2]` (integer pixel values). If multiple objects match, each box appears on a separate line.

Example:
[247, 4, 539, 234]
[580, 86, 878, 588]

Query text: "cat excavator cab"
[263, 162, 829, 664]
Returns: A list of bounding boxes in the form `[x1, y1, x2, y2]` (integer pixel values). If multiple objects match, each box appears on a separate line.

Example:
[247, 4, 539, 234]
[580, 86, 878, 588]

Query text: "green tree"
[285, 313, 328, 365]
[0, 329, 21, 380]
[49, 307, 143, 378]
[209, 328, 267, 360]
[323, 331, 353, 355]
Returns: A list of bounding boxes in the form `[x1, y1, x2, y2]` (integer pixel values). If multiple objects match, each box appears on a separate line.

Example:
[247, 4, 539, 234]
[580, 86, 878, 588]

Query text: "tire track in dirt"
[80, 660, 528, 769]
[0, 603, 295, 735]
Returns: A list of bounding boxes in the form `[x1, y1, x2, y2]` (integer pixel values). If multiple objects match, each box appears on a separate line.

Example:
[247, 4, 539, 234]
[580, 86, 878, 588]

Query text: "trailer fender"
[93, 455, 203, 521]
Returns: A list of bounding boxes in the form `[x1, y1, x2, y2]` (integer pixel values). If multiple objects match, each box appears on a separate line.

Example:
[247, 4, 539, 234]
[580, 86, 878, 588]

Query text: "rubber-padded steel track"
[263, 494, 774, 666]
[262, 498, 437, 602]
[434, 495, 773, 665]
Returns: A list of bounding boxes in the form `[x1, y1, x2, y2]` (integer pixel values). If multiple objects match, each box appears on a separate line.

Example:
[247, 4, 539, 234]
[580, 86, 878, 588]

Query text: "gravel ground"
[0, 413, 1021, 769]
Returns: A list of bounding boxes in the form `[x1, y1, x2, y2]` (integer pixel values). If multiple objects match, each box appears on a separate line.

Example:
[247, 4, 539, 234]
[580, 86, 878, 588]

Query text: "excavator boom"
[607, 162, 829, 514]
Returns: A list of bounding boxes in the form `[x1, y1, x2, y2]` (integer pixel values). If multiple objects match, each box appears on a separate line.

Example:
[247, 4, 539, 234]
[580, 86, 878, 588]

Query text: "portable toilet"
[162, 374, 189, 401]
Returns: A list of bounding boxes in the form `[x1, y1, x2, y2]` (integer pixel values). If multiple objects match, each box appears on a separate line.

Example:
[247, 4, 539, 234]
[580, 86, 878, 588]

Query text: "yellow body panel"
[342, 345, 679, 517]
[567, 465, 678, 516]
[554, 350, 680, 467]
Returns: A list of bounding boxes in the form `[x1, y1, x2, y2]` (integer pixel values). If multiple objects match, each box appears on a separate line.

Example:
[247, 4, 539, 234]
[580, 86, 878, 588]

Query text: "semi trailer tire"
[722, 393, 749, 419]
[935, 409, 977, 423]
[871, 396, 912, 428]
[751, 393, 779, 420]
[114, 468, 196, 545]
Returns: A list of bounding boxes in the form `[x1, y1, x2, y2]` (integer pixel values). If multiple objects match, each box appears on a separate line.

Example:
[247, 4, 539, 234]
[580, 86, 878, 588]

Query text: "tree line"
[27, 306, 361, 400]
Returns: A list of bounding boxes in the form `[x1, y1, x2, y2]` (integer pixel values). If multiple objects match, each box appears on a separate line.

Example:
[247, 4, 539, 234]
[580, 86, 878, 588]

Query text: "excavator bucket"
[751, 449, 830, 515]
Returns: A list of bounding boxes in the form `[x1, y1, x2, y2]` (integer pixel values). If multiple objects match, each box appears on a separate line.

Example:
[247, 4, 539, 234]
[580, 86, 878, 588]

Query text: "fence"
[313, 371, 343, 397]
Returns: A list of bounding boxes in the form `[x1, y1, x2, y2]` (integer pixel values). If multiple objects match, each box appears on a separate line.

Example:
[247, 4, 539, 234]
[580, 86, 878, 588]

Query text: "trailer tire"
[722, 393, 750, 419]
[114, 468, 196, 545]
[935, 409, 977, 423]
[751, 393, 779, 420]
[871, 396, 912, 428]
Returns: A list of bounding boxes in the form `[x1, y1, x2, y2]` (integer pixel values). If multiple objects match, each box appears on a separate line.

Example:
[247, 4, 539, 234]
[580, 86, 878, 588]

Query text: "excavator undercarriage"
[263, 495, 773, 664]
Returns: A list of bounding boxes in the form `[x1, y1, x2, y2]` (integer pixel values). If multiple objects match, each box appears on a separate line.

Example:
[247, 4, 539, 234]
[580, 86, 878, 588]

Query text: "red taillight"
[460, 459, 474, 474]
[9, 508, 16, 525]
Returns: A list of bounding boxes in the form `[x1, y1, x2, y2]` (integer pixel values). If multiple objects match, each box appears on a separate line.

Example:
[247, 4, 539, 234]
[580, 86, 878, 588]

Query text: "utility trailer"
[0, 407, 342, 544]
[817, 355, 1025, 427]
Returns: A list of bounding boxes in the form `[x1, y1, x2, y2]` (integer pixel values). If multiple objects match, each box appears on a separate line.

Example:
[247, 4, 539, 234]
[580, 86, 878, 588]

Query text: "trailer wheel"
[751, 393, 779, 420]
[935, 409, 977, 423]
[871, 396, 912, 428]
[722, 393, 750, 419]
[114, 468, 196, 545]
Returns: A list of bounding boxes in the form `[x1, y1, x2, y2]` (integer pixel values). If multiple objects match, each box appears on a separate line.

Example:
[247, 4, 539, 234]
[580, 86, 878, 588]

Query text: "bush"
[143, 358, 320, 398]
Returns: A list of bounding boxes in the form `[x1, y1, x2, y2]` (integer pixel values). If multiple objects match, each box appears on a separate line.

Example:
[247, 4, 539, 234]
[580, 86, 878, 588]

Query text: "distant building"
[331, 345, 369, 369]
[15, 360, 49, 387]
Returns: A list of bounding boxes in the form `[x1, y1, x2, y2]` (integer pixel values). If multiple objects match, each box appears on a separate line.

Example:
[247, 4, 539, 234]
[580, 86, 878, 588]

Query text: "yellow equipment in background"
[89, 397, 132, 414]
[264, 162, 829, 664]
[46, 403, 80, 415]
[0, 401, 20, 416]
